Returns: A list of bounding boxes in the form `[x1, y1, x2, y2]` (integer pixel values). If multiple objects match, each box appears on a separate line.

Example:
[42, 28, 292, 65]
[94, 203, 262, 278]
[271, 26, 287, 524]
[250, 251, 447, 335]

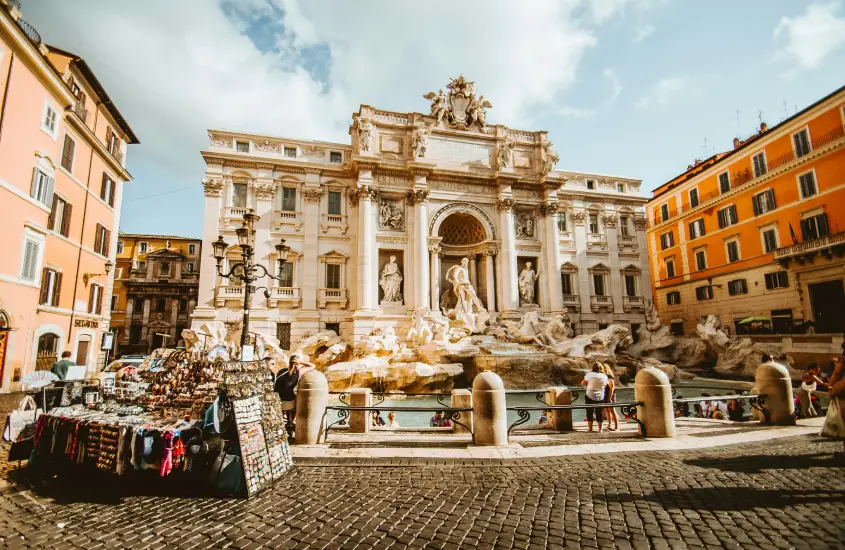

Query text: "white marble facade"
[192, 76, 652, 348]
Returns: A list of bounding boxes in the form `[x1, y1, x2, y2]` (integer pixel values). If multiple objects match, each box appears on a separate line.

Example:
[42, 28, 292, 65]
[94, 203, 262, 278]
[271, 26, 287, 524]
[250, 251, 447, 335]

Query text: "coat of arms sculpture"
[424, 75, 493, 129]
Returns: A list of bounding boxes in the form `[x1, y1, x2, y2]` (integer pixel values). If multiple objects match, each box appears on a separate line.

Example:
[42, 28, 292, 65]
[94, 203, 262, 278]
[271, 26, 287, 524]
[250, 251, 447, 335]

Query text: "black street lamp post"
[211, 210, 291, 357]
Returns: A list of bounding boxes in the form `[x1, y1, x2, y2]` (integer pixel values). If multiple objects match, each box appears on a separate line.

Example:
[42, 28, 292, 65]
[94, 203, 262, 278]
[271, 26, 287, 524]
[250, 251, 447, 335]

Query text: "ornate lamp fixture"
[82, 260, 113, 286]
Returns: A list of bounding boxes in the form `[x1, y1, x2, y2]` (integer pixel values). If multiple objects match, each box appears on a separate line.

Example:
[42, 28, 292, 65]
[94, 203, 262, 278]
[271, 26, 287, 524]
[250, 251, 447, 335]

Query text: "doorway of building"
[809, 279, 845, 333]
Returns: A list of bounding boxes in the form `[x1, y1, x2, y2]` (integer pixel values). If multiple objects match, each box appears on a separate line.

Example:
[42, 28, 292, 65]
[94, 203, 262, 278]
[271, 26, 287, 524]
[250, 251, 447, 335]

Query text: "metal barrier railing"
[671, 393, 768, 423]
[322, 405, 474, 443]
[330, 391, 455, 408]
[507, 402, 645, 437]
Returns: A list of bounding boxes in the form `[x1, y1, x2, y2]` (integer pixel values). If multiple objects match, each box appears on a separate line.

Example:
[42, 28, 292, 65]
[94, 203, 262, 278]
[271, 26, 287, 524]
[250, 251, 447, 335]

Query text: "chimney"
[759, 121, 768, 133]
[733, 137, 741, 149]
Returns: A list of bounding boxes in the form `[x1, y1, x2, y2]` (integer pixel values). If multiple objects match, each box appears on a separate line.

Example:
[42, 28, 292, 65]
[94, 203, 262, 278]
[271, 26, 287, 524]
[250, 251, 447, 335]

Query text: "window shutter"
[88, 286, 95, 313]
[30, 168, 39, 199]
[96, 287, 103, 315]
[800, 219, 810, 241]
[752, 195, 761, 216]
[108, 179, 115, 207]
[730, 205, 738, 224]
[39, 268, 49, 304]
[48, 194, 58, 230]
[94, 224, 103, 254]
[104, 229, 111, 255]
[767, 189, 776, 210]
[819, 213, 830, 237]
[100, 173, 107, 201]
[61, 135, 74, 169]
[718, 210, 726, 229]
[53, 272, 62, 307]
[61, 203, 72, 237]
[106, 127, 113, 151]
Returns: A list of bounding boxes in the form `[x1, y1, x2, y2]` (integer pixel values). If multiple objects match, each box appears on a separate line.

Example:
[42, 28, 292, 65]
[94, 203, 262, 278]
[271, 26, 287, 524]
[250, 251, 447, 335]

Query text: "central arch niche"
[438, 212, 486, 245]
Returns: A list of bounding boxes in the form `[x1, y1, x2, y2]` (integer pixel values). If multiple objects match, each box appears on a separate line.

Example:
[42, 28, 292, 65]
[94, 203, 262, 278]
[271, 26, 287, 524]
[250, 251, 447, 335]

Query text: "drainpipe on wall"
[67, 97, 102, 344]
[0, 52, 15, 145]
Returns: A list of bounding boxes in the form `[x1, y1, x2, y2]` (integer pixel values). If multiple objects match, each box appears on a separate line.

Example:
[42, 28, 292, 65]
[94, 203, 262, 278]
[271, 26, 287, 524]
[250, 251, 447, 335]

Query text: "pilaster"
[540, 200, 563, 311]
[409, 183, 430, 310]
[497, 193, 518, 312]
[605, 211, 624, 314]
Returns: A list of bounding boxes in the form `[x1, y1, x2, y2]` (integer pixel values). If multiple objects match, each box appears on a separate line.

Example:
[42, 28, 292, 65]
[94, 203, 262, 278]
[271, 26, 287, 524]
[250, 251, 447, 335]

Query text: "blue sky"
[24, 0, 845, 238]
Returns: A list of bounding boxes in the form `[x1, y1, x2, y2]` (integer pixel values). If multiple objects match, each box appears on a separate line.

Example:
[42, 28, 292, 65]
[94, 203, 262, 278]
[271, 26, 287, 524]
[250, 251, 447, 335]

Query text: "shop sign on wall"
[74, 319, 99, 328]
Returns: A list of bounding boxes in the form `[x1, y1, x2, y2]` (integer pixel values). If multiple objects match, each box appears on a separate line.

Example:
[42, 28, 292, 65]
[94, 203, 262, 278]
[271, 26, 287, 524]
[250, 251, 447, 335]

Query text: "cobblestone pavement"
[1, 436, 844, 549]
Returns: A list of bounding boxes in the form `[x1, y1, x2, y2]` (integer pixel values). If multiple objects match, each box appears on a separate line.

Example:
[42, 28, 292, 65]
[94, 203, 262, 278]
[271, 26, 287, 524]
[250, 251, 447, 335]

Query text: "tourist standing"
[51, 351, 75, 381]
[274, 354, 314, 425]
[820, 350, 845, 454]
[600, 363, 619, 432]
[581, 363, 608, 433]
[798, 363, 825, 418]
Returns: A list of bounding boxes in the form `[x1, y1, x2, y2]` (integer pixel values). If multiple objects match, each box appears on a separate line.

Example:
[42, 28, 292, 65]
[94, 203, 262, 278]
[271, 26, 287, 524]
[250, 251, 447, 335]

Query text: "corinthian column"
[252, 178, 275, 310]
[197, 177, 224, 311]
[410, 188, 430, 310]
[541, 201, 563, 310]
[355, 184, 378, 310]
[497, 198, 518, 311]
[484, 251, 496, 312]
[429, 246, 441, 311]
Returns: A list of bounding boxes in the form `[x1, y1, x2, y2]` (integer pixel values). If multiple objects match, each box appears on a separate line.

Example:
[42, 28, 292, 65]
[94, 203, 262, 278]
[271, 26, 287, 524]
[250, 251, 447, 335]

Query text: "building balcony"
[775, 231, 845, 267]
[618, 234, 636, 244]
[215, 284, 244, 307]
[273, 209, 303, 231]
[590, 294, 612, 312]
[318, 287, 348, 309]
[623, 295, 646, 312]
[268, 287, 301, 308]
[586, 233, 607, 251]
[73, 100, 88, 123]
[320, 213, 348, 234]
[224, 206, 249, 226]
[561, 294, 579, 310]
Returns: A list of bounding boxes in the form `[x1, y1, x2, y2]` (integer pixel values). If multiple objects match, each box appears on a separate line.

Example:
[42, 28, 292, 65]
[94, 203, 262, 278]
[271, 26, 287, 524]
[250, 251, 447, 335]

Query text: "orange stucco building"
[646, 85, 845, 336]
[0, 1, 138, 389]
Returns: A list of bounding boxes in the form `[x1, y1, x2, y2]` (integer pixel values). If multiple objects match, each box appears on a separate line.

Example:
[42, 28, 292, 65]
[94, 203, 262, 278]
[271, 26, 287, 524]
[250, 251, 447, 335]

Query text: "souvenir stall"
[30, 348, 293, 498]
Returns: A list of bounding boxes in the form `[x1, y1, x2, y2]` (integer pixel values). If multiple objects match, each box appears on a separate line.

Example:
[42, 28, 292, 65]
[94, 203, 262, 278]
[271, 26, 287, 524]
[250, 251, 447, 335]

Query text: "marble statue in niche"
[413, 127, 429, 158]
[378, 198, 405, 231]
[358, 117, 373, 152]
[379, 256, 403, 304]
[518, 261, 540, 306]
[497, 138, 514, 170]
[515, 212, 535, 239]
[541, 141, 560, 175]
[444, 257, 489, 333]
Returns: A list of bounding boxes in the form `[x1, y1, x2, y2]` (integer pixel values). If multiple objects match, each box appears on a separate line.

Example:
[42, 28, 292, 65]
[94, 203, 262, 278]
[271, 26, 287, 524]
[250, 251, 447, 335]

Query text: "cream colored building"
[192, 77, 651, 349]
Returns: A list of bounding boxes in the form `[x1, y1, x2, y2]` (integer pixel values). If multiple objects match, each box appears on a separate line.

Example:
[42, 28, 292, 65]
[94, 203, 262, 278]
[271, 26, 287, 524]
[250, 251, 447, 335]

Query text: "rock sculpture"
[696, 315, 731, 356]
[379, 255, 403, 304]
[518, 262, 540, 306]
[445, 257, 489, 333]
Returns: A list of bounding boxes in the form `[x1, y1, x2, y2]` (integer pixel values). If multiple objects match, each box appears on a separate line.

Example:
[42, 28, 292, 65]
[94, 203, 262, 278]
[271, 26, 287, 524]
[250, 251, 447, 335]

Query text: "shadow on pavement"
[684, 448, 845, 474]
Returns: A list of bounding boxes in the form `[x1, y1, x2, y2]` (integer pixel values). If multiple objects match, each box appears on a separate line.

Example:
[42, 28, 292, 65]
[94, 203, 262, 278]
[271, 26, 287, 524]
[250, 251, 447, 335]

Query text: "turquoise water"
[326, 380, 762, 429]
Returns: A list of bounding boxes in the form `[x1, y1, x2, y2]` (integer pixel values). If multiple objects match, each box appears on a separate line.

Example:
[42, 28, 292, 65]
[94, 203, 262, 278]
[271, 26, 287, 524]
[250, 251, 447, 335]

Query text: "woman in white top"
[798, 363, 825, 418]
[580, 363, 609, 433]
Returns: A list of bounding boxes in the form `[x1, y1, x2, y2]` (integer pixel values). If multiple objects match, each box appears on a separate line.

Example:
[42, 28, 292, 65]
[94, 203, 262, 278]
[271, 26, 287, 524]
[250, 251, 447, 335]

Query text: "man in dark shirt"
[51, 351, 75, 380]
[274, 354, 314, 423]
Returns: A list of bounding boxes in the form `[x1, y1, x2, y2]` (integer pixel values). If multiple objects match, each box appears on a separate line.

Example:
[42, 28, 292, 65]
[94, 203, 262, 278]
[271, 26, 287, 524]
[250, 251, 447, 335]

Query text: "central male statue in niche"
[518, 261, 540, 306]
[445, 257, 489, 332]
[379, 255, 403, 304]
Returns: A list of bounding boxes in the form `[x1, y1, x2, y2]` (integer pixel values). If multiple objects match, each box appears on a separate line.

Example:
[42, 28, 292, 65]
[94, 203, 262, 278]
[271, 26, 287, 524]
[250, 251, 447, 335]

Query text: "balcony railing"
[558, 230, 573, 240]
[623, 295, 646, 311]
[273, 209, 303, 231]
[318, 287, 348, 309]
[618, 235, 636, 243]
[16, 18, 41, 47]
[269, 287, 301, 308]
[320, 213, 348, 234]
[588, 232, 605, 242]
[561, 294, 579, 308]
[775, 231, 845, 263]
[215, 285, 244, 307]
[590, 295, 612, 312]
[73, 100, 88, 123]
[224, 206, 249, 225]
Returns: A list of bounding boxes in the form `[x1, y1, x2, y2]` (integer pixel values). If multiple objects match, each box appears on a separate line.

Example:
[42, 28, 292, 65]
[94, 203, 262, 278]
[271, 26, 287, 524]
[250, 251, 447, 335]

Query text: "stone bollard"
[348, 388, 372, 433]
[294, 370, 328, 445]
[451, 389, 473, 435]
[755, 362, 796, 425]
[634, 368, 676, 438]
[472, 371, 508, 446]
[545, 386, 573, 431]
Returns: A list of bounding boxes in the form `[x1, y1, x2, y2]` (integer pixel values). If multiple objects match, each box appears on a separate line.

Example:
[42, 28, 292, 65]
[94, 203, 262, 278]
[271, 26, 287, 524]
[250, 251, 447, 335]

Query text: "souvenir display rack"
[29, 353, 293, 498]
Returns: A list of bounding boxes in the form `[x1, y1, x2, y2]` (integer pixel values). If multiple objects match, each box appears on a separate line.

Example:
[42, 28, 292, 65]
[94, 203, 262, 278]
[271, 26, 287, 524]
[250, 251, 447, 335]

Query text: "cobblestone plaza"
[1, 436, 843, 549]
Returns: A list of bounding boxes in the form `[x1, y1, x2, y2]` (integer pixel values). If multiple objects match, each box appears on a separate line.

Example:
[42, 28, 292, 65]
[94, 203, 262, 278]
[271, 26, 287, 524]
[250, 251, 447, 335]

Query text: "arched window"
[36, 333, 60, 371]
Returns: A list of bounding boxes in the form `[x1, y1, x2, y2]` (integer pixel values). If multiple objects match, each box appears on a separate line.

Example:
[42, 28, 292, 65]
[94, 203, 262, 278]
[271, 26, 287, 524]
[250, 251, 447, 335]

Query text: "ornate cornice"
[302, 188, 323, 203]
[572, 211, 586, 226]
[634, 216, 648, 230]
[252, 182, 275, 200]
[604, 213, 618, 228]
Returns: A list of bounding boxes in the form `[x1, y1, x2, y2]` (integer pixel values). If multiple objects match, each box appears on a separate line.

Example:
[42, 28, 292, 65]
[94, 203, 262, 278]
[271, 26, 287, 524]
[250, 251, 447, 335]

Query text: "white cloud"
[587, 0, 663, 24]
[633, 24, 655, 43]
[603, 68, 622, 103]
[556, 106, 597, 119]
[774, 1, 845, 70]
[636, 77, 686, 108]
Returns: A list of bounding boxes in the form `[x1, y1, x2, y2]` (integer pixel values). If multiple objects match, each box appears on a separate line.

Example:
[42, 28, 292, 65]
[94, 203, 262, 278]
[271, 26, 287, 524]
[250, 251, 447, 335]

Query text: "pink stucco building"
[0, 0, 138, 389]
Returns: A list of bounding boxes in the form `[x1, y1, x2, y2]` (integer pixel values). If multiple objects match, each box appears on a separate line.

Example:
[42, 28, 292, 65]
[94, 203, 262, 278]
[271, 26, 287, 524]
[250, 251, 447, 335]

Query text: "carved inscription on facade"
[426, 137, 492, 166]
